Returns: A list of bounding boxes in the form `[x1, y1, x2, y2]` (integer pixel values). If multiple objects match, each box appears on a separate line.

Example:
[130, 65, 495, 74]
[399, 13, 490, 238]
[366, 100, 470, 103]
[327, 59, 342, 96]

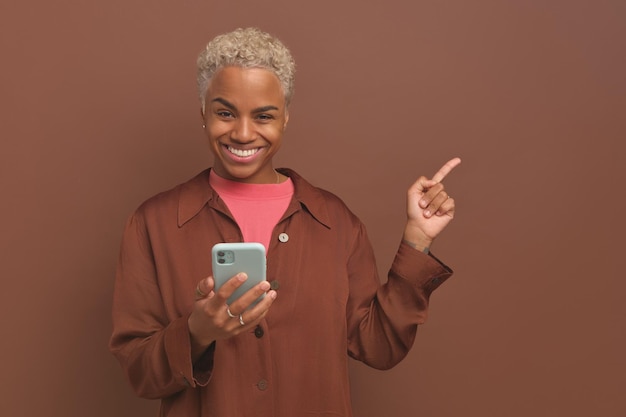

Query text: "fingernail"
[237, 273, 248, 281]
[419, 199, 427, 207]
[424, 210, 431, 217]
[260, 281, 270, 291]
[269, 291, 277, 300]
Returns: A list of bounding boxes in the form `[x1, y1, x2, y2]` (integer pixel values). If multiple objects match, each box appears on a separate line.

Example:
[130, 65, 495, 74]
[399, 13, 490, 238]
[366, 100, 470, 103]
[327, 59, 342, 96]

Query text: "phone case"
[211, 242, 267, 307]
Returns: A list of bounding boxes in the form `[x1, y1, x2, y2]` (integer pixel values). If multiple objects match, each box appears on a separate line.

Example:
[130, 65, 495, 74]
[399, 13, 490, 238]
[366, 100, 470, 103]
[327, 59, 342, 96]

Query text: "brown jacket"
[110, 168, 453, 417]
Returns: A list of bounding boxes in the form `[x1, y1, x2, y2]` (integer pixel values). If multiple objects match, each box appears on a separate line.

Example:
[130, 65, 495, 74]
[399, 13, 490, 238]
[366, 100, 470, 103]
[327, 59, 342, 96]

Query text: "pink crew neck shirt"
[209, 170, 294, 252]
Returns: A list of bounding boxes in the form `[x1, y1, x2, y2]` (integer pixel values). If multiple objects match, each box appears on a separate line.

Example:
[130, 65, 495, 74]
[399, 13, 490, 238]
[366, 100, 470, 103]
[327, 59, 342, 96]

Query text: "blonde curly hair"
[197, 27, 296, 111]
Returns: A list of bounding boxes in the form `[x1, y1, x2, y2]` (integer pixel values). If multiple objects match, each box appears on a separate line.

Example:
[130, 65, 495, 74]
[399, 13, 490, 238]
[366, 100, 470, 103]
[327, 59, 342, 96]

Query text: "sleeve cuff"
[392, 241, 454, 293]
[164, 314, 215, 388]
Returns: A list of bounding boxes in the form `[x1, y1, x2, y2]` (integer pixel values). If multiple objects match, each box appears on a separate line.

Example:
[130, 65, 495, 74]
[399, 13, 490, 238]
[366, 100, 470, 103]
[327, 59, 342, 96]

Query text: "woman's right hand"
[188, 274, 277, 361]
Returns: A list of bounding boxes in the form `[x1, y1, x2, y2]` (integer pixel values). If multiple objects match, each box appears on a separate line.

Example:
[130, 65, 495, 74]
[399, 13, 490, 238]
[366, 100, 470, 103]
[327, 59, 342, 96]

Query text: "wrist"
[402, 238, 431, 253]
[188, 314, 215, 362]
[402, 226, 433, 253]
[188, 313, 214, 348]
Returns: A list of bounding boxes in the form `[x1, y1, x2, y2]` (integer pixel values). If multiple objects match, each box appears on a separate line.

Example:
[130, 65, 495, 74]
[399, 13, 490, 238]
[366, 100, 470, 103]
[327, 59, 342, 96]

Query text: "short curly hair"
[197, 27, 296, 111]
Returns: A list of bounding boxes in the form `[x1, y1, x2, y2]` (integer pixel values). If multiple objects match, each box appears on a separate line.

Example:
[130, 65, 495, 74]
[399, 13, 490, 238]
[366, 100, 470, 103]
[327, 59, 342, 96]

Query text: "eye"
[256, 113, 274, 121]
[216, 110, 234, 118]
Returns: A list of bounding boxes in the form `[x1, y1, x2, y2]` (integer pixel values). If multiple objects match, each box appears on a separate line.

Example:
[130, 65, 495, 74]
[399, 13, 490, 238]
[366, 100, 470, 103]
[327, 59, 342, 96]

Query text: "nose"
[230, 117, 255, 143]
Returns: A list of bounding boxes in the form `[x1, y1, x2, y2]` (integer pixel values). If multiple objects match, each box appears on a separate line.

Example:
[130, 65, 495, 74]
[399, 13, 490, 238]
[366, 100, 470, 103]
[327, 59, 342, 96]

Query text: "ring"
[195, 286, 207, 299]
[226, 306, 237, 318]
[238, 314, 245, 326]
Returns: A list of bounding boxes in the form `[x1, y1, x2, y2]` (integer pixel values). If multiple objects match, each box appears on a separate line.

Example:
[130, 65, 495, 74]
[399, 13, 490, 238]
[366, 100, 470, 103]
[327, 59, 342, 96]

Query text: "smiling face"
[202, 66, 289, 184]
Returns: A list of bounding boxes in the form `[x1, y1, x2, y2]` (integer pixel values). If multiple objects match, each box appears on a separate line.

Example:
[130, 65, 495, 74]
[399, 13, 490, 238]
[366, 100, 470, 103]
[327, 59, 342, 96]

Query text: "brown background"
[1, 1, 624, 416]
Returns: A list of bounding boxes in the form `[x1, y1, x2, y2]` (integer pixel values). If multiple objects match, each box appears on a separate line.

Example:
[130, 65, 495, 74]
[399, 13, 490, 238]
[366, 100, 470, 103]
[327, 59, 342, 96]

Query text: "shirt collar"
[177, 168, 332, 229]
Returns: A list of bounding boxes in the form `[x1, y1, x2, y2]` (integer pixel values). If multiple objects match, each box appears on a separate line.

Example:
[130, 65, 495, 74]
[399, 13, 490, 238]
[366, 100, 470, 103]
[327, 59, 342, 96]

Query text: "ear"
[283, 110, 289, 130]
[200, 107, 206, 129]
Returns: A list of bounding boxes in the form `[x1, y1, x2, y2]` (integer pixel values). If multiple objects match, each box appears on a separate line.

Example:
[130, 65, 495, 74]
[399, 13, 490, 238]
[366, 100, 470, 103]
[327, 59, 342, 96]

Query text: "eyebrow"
[211, 97, 280, 113]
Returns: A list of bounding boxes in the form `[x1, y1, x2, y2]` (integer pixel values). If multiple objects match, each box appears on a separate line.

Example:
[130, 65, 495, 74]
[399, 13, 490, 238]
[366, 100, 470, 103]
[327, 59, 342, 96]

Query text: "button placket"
[269, 233, 287, 293]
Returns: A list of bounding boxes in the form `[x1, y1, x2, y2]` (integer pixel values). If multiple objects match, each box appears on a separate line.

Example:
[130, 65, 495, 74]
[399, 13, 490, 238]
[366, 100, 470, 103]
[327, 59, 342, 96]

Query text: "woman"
[110, 27, 460, 417]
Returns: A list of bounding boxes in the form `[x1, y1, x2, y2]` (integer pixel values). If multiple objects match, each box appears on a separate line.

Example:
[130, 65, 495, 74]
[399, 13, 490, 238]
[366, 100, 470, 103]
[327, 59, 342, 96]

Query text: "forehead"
[206, 67, 285, 105]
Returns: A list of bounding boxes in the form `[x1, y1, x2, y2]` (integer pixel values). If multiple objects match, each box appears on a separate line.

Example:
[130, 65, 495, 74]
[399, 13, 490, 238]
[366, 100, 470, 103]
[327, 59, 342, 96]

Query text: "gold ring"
[195, 286, 207, 299]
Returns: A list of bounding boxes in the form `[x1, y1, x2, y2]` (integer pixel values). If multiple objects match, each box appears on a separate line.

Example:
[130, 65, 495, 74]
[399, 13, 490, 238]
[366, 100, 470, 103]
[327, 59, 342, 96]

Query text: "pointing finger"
[431, 157, 462, 183]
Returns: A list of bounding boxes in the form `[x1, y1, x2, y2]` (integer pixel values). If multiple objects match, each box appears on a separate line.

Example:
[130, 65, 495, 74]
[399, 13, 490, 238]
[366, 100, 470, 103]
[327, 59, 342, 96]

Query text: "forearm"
[347, 241, 453, 369]
[110, 315, 196, 398]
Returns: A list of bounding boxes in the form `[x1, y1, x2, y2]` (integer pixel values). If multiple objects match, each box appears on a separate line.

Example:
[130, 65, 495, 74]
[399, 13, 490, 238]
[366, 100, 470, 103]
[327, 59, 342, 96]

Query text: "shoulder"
[132, 169, 211, 222]
[282, 168, 361, 228]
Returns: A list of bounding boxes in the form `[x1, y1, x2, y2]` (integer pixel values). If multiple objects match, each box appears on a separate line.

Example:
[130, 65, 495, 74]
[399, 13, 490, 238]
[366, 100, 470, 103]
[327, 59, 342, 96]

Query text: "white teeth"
[227, 146, 259, 157]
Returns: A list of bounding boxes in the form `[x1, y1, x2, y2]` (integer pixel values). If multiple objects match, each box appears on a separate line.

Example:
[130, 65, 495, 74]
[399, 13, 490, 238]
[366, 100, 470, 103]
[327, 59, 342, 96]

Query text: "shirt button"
[254, 325, 264, 338]
[269, 280, 280, 290]
[278, 233, 289, 243]
[257, 379, 268, 391]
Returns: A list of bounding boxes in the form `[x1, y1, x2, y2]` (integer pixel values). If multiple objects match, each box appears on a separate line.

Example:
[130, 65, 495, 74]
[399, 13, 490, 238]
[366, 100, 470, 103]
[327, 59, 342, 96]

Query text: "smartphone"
[211, 242, 267, 308]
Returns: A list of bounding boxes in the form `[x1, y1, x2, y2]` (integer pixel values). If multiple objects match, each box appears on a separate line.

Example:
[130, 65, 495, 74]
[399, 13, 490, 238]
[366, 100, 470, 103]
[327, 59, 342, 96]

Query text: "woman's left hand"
[403, 157, 461, 251]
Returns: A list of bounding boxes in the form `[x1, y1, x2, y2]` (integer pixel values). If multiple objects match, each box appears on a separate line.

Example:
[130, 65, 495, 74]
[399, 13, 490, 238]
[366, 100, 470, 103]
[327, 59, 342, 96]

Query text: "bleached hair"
[197, 27, 296, 110]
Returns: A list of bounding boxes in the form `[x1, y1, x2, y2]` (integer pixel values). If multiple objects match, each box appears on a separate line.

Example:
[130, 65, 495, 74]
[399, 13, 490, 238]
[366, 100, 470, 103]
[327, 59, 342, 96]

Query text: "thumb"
[195, 276, 215, 300]
[409, 177, 438, 194]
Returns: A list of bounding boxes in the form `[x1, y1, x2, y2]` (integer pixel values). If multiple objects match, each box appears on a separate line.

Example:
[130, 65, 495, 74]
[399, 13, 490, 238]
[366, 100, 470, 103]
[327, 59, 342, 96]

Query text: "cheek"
[263, 125, 285, 142]
[206, 124, 228, 141]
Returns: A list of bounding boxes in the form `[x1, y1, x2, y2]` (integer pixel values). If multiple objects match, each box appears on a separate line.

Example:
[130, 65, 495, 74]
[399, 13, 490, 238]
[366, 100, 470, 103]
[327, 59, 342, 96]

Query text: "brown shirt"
[109, 168, 453, 417]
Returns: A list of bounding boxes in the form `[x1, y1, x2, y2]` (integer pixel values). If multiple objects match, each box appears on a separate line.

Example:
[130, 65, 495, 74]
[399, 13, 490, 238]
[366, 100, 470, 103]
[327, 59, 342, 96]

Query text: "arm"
[109, 212, 213, 399]
[345, 225, 452, 369]
[109, 212, 277, 398]
[346, 158, 460, 369]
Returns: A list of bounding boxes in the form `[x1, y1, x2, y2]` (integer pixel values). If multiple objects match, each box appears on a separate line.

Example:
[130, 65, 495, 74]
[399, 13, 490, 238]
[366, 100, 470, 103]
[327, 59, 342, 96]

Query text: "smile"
[226, 145, 260, 158]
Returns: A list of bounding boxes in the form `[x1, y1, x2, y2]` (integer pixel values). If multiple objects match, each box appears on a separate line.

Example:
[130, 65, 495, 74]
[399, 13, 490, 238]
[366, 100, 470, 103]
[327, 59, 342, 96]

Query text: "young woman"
[110, 27, 460, 417]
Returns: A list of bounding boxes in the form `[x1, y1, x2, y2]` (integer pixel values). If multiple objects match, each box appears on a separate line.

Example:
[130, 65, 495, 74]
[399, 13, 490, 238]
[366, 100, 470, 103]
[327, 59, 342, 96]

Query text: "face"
[202, 66, 289, 184]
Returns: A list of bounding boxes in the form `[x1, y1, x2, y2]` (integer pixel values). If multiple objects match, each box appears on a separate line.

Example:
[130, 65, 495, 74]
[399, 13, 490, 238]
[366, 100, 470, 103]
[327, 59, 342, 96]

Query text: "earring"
[202, 124, 206, 129]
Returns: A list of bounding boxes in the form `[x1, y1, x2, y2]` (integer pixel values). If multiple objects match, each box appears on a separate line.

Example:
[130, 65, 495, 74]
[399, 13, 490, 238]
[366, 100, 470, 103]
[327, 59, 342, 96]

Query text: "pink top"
[209, 170, 294, 252]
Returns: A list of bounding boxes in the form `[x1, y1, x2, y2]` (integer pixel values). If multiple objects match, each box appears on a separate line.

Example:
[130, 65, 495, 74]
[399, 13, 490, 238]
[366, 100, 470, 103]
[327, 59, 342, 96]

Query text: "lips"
[226, 145, 260, 157]
[221, 144, 266, 163]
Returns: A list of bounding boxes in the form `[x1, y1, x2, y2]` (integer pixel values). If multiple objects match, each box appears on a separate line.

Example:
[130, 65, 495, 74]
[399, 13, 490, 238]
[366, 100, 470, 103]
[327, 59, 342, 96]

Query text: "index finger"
[214, 273, 248, 298]
[431, 157, 462, 183]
